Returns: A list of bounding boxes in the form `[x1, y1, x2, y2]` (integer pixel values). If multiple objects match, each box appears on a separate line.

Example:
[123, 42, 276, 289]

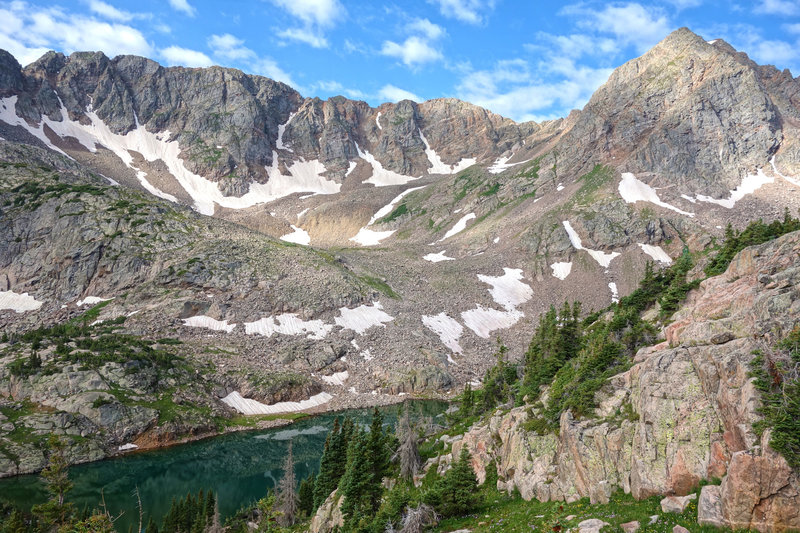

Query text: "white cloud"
[378, 84, 421, 102]
[168, 0, 196, 17]
[562, 2, 673, 52]
[0, 3, 153, 64]
[208, 33, 255, 60]
[313, 80, 367, 99]
[161, 46, 212, 67]
[278, 27, 329, 48]
[750, 39, 797, 65]
[785, 22, 800, 33]
[381, 36, 443, 67]
[380, 18, 446, 68]
[88, 0, 136, 22]
[755, 0, 800, 15]
[252, 57, 297, 87]
[701, 22, 799, 72]
[429, 0, 495, 24]
[271, 0, 343, 48]
[407, 18, 445, 40]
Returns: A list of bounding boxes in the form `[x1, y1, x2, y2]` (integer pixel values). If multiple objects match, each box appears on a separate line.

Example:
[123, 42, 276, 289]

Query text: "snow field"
[772, 156, 800, 187]
[608, 282, 619, 303]
[221, 391, 333, 415]
[334, 301, 394, 334]
[461, 307, 524, 339]
[244, 314, 333, 340]
[276, 112, 296, 152]
[77, 296, 112, 307]
[0, 290, 43, 313]
[440, 213, 476, 241]
[693, 169, 773, 209]
[562, 221, 620, 268]
[183, 315, 237, 333]
[321, 371, 349, 386]
[423, 250, 455, 262]
[478, 268, 533, 311]
[280, 224, 311, 245]
[422, 313, 464, 354]
[550, 262, 573, 280]
[638, 243, 672, 264]
[350, 185, 426, 246]
[618, 173, 695, 217]
[418, 129, 475, 174]
[355, 142, 419, 186]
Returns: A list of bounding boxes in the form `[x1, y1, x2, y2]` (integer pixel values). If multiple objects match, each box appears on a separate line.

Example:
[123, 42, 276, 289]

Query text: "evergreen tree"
[276, 442, 299, 526]
[145, 517, 159, 533]
[314, 417, 353, 509]
[32, 435, 75, 528]
[365, 408, 391, 511]
[339, 427, 371, 523]
[459, 382, 474, 418]
[298, 474, 316, 517]
[427, 446, 480, 517]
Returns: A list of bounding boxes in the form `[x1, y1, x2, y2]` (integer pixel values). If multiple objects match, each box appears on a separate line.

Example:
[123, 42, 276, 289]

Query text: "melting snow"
[423, 250, 455, 262]
[693, 169, 773, 209]
[422, 313, 463, 354]
[297, 208, 309, 219]
[221, 391, 333, 415]
[556, 183, 564, 191]
[350, 227, 396, 246]
[335, 301, 394, 334]
[375, 112, 382, 130]
[276, 112, 295, 152]
[0, 290, 43, 313]
[118, 443, 138, 452]
[608, 282, 619, 303]
[321, 371, 349, 386]
[562, 221, 620, 268]
[488, 155, 531, 174]
[419, 129, 475, 174]
[361, 349, 374, 361]
[618, 173, 695, 217]
[183, 315, 236, 333]
[479, 268, 533, 311]
[244, 314, 333, 339]
[462, 306, 523, 339]
[551, 262, 573, 280]
[680, 194, 697, 204]
[772, 156, 800, 187]
[77, 296, 112, 307]
[356, 142, 419, 186]
[439, 213, 476, 241]
[638, 243, 672, 264]
[280, 224, 311, 245]
[350, 186, 425, 247]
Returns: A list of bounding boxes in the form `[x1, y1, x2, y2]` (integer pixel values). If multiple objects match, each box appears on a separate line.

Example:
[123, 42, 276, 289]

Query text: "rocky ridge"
[427, 231, 800, 531]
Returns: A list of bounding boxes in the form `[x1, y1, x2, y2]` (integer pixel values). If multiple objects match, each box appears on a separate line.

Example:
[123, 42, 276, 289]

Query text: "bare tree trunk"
[276, 442, 299, 526]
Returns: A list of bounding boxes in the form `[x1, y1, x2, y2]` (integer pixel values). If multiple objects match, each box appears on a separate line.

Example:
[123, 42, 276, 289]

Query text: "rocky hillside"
[429, 230, 800, 531]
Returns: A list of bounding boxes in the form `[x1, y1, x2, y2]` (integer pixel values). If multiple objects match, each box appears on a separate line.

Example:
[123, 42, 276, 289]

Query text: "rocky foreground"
[421, 231, 800, 532]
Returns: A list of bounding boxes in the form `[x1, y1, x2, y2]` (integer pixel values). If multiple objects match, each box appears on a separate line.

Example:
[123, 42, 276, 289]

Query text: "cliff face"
[431, 231, 800, 532]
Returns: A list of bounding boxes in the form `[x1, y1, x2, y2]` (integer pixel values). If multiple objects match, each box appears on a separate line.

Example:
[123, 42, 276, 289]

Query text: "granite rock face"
[429, 232, 800, 532]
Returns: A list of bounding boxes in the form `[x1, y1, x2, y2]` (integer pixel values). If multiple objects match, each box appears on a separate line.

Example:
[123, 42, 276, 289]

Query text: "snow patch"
[321, 371, 349, 386]
[618, 173, 695, 217]
[608, 282, 619, 303]
[276, 112, 295, 152]
[562, 221, 620, 268]
[221, 391, 333, 415]
[118, 443, 138, 452]
[335, 301, 394, 334]
[345, 160, 357, 177]
[551, 262, 573, 280]
[462, 306, 523, 339]
[368, 186, 425, 225]
[0, 290, 43, 313]
[183, 315, 236, 333]
[350, 227, 396, 246]
[297, 208, 309, 219]
[637, 243, 672, 264]
[375, 112, 382, 130]
[245, 314, 333, 339]
[356, 142, 419, 186]
[423, 250, 455, 262]
[77, 296, 112, 307]
[361, 349, 374, 361]
[439, 213, 476, 241]
[556, 183, 564, 191]
[487, 155, 532, 174]
[422, 313, 463, 354]
[693, 169, 773, 209]
[478, 268, 533, 311]
[419, 129, 475, 174]
[280, 224, 311, 245]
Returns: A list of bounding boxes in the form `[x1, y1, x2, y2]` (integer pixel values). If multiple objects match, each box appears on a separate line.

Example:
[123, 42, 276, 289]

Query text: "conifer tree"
[396, 406, 421, 481]
[427, 445, 480, 517]
[339, 427, 371, 523]
[145, 516, 159, 533]
[32, 435, 75, 528]
[298, 473, 315, 517]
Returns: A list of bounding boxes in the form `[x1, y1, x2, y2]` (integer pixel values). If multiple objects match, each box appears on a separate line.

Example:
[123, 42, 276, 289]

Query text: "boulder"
[620, 520, 640, 533]
[660, 493, 696, 513]
[577, 518, 609, 533]
[697, 485, 724, 528]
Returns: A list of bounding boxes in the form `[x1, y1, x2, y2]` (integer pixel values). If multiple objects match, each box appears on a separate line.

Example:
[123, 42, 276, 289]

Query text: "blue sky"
[0, 0, 798, 122]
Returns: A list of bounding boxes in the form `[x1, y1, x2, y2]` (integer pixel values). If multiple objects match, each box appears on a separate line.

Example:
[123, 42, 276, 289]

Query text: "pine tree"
[314, 417, 353, 509]
[298, 473, 315, 517]
[276, 442, 299, 526]
[430, 446, 480, 517]
[145, 516, 159, 533]
[460, 382, 474, 417]
[32, 435, 75, 528]
[365, 408, 391, 511]
[339, 427, 371, 523]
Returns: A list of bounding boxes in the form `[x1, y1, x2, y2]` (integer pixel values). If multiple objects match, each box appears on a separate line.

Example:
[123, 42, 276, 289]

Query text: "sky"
[0, 0, 798, 122]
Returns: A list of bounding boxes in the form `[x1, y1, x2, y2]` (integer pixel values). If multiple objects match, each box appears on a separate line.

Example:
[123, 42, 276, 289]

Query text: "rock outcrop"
[430, 231, 800, 532]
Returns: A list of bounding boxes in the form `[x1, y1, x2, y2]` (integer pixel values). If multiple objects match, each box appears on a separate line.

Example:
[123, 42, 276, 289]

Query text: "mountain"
[1, 27, 799, 489]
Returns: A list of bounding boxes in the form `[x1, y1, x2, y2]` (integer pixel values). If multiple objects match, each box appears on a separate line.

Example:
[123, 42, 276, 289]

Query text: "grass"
[433, 487, 729, 533]
[358, 274, 400, 299]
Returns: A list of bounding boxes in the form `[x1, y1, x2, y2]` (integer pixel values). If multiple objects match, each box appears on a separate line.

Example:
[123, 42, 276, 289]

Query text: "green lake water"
[0, 400, 447, 531]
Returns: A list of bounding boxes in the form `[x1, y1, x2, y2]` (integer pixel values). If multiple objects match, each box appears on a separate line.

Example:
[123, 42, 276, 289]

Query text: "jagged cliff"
[428, 231, 800, 531]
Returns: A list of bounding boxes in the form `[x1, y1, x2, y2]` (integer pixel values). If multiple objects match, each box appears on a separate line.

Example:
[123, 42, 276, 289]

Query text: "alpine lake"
[0, 400, 448, 531]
